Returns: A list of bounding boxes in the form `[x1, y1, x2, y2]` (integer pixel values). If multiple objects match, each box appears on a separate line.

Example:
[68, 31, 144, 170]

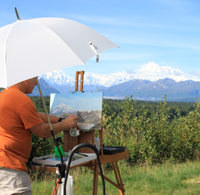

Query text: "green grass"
[32, 179, 55, 195]
[31, 161, 200, 195]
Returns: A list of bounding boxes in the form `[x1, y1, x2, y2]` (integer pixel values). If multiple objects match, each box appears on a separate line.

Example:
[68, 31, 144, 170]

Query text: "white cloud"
[68, 14, 173, 28]
[113, 34, 200, 50]
[67, 14, 125, 26]
[153, 0, 194, 11]
[129, 62, 200, 82]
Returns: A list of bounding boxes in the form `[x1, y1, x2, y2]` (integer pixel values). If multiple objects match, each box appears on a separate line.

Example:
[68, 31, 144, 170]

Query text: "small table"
[31, 149, 129, 195]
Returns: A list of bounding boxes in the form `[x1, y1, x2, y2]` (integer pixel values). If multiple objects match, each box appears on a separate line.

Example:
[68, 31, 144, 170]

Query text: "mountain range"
[33, 63, 200, 102]
[34, 77, 200, 102]
[31, 78, 60, 96]
[103, 78, 200, 101]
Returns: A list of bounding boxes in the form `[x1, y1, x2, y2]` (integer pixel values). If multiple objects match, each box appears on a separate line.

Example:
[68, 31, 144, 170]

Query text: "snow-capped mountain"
[50, 103, 76, 115]
[40, 70, 75, 86]
[83, 72, 135, 87]
[40, 62, 200, 88]
[129, 62, 199, 82]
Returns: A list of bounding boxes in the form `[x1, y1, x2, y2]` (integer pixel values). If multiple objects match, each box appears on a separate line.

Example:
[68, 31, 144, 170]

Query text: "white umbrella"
[0, 8, 118, 141]
[0, 15, 118, 88]
[0, 10, 118, 193]
[0, 9, 118, 123]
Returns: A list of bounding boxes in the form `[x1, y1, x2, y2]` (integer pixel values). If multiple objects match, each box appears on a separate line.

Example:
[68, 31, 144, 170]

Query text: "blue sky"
[1, 0, 200, 79]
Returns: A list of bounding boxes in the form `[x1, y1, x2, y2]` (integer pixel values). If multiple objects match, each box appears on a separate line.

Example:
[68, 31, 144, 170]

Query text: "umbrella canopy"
[0, 17, 118, 88]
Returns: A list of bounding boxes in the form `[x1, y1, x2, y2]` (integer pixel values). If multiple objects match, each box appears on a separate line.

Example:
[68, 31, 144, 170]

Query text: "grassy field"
[31, 160, 200, 195]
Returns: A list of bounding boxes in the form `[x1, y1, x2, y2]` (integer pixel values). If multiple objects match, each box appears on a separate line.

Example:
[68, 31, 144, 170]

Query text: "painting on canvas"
[50, 92, 103, 131]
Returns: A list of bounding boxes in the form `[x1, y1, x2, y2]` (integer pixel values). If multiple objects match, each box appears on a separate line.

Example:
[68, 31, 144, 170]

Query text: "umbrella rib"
[3, 21, 19, 88]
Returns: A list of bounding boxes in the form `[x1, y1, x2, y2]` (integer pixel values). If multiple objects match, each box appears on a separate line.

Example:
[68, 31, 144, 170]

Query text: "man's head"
[12, 77, 38, 94]
[24, 77, 38, 94]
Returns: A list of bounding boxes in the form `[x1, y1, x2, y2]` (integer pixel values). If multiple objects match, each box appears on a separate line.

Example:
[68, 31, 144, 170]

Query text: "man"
[0, 77, 80, 195]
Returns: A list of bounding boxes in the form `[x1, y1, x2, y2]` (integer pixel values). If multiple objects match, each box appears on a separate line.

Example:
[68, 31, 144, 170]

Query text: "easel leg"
[112, 162, 125, 195]
[51, 179, 60, 195]
[93, 160, 99, 195]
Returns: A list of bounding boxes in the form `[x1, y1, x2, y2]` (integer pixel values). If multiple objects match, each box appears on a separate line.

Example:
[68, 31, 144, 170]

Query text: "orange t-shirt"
[0, 86, 43, 172]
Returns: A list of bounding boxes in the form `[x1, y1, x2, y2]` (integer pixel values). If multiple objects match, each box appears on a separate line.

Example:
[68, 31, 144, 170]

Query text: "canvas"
[50, 92, 103, 131]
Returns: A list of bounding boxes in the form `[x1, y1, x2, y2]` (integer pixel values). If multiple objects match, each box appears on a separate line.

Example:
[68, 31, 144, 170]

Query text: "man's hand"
[62, 115, 81, 130]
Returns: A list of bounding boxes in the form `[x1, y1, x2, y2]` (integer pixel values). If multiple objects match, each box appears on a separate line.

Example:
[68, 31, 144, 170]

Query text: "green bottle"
[54, 145, 65, 157]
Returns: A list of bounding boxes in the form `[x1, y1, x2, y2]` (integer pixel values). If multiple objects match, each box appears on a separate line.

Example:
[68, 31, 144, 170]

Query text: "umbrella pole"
[36, 78, 53, 130]
[36, 78, 65, 165]
[36, 78, 66, 182]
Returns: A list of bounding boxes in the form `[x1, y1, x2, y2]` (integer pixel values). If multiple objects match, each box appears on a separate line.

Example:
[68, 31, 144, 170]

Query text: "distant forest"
[30, 96, 196, 122]
[104, 98, 195, 115]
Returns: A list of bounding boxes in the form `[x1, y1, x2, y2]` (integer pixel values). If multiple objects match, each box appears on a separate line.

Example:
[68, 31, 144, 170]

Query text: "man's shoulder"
[2, 87, 32, 104]
[8, 87, 29, 97]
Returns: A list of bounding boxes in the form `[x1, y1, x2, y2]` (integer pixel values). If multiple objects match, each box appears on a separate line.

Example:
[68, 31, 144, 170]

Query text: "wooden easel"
[31, 71, 129, 195]
[63, 71, 95, 153]
[63, 71, 128, 194]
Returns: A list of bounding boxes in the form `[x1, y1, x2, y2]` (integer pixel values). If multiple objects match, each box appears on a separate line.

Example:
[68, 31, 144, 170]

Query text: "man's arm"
[38, 112, 59, 123]
[29, 115, 80, 138]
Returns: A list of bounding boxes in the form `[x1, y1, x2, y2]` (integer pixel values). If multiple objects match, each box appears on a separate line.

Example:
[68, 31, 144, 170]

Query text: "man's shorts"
[0, 167, 32, 195]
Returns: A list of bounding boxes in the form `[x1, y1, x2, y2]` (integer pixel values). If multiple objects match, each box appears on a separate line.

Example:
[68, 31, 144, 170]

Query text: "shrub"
[102, 95, 200, 165]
